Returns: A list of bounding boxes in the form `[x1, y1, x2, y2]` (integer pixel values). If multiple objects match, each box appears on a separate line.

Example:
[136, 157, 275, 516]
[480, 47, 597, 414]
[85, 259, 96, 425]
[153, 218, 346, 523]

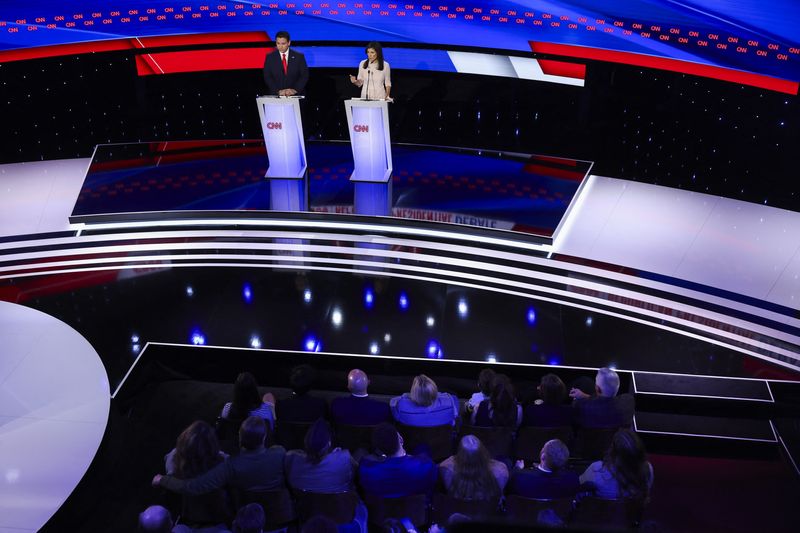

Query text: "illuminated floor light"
[369, 342, 379, 354]
[185, 285, 194, 297]
[304, 335, 322, 352]
[585, 316, 593, 327]
[364, 288, 375, 309]
[486, 353, 497, 363]
[243, 283, 253, 303]
[190, 329, 206, 345]
[249, 335, 262, 349]
[527, 307, 537, 325]
[399, 292, 409, 310]
[457, 298, 468, 318]
[331, 308, 343, 328]
[384, 333, 392, 343]
[426, 315, 435, 327]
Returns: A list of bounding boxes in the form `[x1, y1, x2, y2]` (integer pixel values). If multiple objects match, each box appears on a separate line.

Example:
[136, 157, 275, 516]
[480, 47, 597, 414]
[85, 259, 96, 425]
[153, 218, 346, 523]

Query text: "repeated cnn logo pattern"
[266, 122, 282, 130]
[354, 124, 369, 132]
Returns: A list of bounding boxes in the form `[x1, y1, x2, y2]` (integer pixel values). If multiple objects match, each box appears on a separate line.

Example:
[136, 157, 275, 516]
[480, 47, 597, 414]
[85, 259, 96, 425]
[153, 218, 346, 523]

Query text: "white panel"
[675, 199, 800, 300]
[447, 51, 518, 77]
[768, 248, 800, 308]
[508, 56, 585, 87]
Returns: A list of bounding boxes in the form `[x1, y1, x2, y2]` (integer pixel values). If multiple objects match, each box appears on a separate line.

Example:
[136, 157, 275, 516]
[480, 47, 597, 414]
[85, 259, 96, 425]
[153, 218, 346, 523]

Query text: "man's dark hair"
[275, 30, 290, 42]
[372, 422, 400, 456]
[290, 364, 315, 395]
[233, 502, 265, 533]
[239, 416, 267, 451]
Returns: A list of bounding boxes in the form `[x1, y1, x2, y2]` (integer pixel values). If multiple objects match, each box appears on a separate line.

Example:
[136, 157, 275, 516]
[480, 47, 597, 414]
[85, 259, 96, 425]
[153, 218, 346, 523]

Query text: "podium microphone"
[366, 69, 372, 101]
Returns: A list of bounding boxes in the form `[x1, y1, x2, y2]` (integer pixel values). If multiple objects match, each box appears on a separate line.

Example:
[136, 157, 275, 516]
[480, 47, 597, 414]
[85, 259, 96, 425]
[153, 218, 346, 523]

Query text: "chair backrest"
[365, 493, 428, 529]
[505, 494, 573, 524]
[294, 490, 359, 525]
[239, 488, 296, 528]
[571, 496, 644, 529]
[396, 423, 454, 462]
[514, 426, 574, 463]
[574, 427, 618, 461]
[458, 425, 514, 459]
[430, 493, 498, 525]
[335, 423, 378, 454]
[276, 421, 315, 451]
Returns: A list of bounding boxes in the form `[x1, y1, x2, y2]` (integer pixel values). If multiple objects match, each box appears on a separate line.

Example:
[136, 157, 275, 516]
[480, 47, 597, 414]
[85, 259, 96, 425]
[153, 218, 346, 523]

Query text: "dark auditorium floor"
[41, 379, 800, 533]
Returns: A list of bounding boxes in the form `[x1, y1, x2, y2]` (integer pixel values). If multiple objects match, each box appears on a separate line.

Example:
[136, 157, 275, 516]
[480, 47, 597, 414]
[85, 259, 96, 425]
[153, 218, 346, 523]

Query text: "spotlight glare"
[243, 283, 253, 303]
[190, 329, 206, 345]
[249, 335, 262, 349]
[131, 334, 140, 343]
[399, 292, 409, 310]
[426, 315, 435, 327]
[303, 289, 312, 303]
[457, 298, 468, 318]
[486, 353, 497, 363]
[331, 308, 343, 327]
[384, 333, 392, 343]
[369, 342, 379, 355]
[185, 285, 194, 297]
[303, 335, 322, 352]
[526, 307, 537, 325]
[426, 340, 443, 359]
[585, 316, 593, 327]
[364, 288, 375, 308]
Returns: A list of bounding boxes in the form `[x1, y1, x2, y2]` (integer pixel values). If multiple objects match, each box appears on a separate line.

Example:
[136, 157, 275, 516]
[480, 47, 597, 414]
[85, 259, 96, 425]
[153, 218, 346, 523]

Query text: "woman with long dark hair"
[472, 380, 522, 427]
[580, 428, 653, 501]
[221, 371, 275, 429]
[349, 41, 392, 100]
[439, 435, 508, 501]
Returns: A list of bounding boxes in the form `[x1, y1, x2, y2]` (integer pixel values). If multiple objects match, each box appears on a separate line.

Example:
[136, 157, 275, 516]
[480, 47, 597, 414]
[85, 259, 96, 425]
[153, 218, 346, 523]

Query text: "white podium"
[256, 95, 308, 211]
[344, 98, 393, 216]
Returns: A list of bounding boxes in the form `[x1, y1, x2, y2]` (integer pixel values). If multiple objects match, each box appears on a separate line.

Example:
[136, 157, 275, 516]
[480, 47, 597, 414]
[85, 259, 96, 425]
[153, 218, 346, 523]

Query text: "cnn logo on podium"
[266, 122, 282, 130]
[353, 124, 369, 132]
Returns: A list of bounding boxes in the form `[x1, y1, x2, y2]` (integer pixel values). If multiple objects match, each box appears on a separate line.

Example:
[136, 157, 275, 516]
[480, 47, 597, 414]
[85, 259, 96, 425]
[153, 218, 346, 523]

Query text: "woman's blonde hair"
[409, 374, 438, 407]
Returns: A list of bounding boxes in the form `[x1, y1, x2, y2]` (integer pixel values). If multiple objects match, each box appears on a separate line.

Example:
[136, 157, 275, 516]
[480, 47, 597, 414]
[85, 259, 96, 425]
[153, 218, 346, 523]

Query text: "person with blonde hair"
[439, 435, 508, 501]
[390, 374, 459, 426]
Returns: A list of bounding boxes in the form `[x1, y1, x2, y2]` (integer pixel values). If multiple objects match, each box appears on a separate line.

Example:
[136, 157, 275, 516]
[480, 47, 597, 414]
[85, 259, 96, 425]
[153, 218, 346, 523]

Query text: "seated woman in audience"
[522, 373, 573, 427]
[163, 420, 229, 528]
[464, 368, 496, 416]
[579, 428, 653, 501]
[285, 419, 356, 493]
[221, 371, 276, 429]
[390, 374, 459, 427]
[472, 381, 522, 427]
[439, 435, 508, 501]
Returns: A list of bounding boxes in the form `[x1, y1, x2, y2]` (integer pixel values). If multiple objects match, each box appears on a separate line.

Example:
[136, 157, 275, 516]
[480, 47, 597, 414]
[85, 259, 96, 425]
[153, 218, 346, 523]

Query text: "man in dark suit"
[570, 367, 635, 428]
[331, 369, 392, 426]
[507, 439, 580, 499]
[263, 30, 309, 96]
[277, 364, 328, 422]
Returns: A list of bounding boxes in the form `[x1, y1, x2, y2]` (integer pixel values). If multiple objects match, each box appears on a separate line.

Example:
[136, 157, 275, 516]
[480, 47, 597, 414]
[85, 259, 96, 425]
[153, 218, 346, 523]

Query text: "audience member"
[390, 374, 459, 427]
[570, 367, 635, 428]
[300, 515, 339, 533]
[161, 421, 229, 528]
[285, 419, 356, 492]
[579, 428, 653, 501]
[138, 505, 173, 533]
[522, 373, 572, 427]
[358, 422, 437, 498]
[472, 381, 522, 427]
[439, 435, 508, 501]
[506, 439, 580, 499]
[232, 503, 264, 533]
[331, 369, 391, 426]
[464, 368, 496, 415]
[222, 372, 276, 429]
[277, 364, 328, 423]
[154, 416, 286, 495]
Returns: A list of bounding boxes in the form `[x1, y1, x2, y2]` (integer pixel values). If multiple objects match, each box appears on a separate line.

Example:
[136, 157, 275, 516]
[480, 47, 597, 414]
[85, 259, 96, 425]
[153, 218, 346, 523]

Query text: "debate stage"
[1, 140, 800, 531]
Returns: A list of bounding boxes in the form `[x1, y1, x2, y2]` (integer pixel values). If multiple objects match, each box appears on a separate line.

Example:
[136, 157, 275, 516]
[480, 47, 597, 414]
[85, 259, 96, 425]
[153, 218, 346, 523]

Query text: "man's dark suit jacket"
[263, 48, 309, 95]
[506, 467, 580, 499]
[331, 395, 392, 426]
[573, 393, 635, 428]
[277, 393, 328, 423]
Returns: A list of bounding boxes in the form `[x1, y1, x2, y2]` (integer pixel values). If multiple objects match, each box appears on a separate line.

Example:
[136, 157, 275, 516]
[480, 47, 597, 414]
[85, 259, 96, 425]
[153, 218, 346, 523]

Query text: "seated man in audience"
[285, 419, 356, 493]
[390, 374, 459, 427]
[569, 367, 634, 428]
[358, 422, 437, 498]
[153, 416, 286, 495]
[277, 364, 328, 423]
[506, 439, 579, 499]
[330, 369, 391, 426]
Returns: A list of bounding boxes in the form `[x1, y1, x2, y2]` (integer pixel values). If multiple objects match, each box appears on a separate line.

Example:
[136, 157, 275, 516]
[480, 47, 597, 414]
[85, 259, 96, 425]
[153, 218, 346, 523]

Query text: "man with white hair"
[569, 367, 634, 428]
[330, 368, 391, 426]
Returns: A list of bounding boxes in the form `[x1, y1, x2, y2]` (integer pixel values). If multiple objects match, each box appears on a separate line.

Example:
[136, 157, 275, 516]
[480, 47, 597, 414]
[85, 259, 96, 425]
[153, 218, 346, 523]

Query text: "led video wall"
[1, 1, 798, 92]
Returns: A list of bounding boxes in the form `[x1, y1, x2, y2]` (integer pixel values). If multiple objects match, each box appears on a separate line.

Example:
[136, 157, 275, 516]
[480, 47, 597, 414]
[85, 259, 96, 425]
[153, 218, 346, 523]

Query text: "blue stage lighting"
[185, 285, 194, 297]
[426, 340, 442, 359]
[398, 292, 409, 310]
[364, 287, 375, 309]
[190, 329, 206, 345]
[426, 315, 435, 327]
[331, 308, 343, 328]
[457, 298, 468, 318]
[548, 354, 562, 366]
[526, 307, 537, 325]
[486, 353, 497, 363]
[369, 342, 379, 355]
[249, 335, 262, 349]
[304, 335, 322, 352]
[243, 284, 253, 303]
[585, 316, 593, 327]
[303, 289, 313, 303]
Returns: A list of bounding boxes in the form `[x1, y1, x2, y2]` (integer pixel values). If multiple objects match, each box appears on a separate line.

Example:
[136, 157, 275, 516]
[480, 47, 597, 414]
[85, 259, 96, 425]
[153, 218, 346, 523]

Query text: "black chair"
[505, 494, 574, 524]
[515, 426, 574, 464]
[458, 424, 515, 459]
[430, 493, 498, 524]
[574, 427, 619, 461]
[334, 423, 378, 454]
[294, 490, 360, 525]
[215, 416, 244, 455]
[365, 493, 428, 530]
[570, 496, 644, 529]
[396, 423, 454, 462]
[275, 421, 314, 451]
[238, 488, 296, 530]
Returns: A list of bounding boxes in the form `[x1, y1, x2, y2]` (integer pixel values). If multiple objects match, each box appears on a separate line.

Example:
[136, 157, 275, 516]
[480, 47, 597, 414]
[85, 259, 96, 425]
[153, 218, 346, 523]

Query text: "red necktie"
[282, 53, 287, 75]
